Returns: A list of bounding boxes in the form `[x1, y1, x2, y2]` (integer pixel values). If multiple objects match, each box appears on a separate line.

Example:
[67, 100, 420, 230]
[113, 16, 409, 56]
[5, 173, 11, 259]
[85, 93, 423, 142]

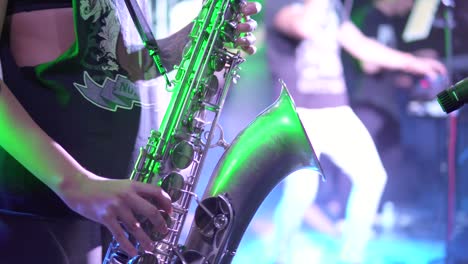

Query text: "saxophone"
[104, 0, 322, 263]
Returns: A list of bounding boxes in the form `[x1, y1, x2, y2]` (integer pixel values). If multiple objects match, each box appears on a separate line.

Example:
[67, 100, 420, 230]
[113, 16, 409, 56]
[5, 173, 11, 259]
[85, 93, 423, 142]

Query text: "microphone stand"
[442, 1, 456, 263]
[428, 1, 456, 263]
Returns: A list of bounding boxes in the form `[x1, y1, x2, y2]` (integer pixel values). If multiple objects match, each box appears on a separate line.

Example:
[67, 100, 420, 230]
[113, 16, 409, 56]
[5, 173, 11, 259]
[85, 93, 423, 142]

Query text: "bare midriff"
[8, 8, 75, 67]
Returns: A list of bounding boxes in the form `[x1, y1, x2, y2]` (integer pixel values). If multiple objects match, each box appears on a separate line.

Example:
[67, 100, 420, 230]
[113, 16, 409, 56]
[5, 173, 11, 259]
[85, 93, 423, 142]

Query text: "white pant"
[271, 106, 388, 263]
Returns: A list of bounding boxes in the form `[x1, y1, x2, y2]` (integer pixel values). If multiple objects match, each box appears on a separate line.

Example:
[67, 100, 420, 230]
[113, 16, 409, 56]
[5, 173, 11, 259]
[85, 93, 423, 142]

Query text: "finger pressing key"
[241, 2, 262, 16]
[235, 32, 256, 47]
[106, 218, 138, 256]
[141, 210, 173, 241]
[124, 192, 169, 237]
[237, 18, 257, 33]
[117, 206, 154, 252]
[132, 182, 173, 214]
[242, 45, 257, 55]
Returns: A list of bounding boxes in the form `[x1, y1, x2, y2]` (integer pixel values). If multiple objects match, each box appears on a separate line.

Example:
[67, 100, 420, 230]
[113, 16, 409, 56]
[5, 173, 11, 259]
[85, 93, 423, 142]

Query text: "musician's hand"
[236, 1, 262, 55]
[405, 55, 447, 80]
[58, 172, 172, 256]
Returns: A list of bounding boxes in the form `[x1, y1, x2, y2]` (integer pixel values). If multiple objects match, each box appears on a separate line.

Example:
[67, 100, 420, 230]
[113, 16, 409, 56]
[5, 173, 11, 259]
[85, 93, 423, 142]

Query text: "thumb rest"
[103, 0, 323, 263]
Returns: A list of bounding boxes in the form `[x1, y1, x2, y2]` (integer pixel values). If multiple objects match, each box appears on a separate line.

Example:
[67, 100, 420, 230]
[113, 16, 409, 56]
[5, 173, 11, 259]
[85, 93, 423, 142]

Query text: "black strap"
[124, 0, 172, 86]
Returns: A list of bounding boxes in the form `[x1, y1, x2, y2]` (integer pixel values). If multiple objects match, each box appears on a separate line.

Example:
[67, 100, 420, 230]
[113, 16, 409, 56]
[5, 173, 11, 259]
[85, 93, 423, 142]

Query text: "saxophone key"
[170, 141, 195, 169]
[140, 210, 173, 242]
[160, 172, 185, 202]
[128, 252, 159, 264]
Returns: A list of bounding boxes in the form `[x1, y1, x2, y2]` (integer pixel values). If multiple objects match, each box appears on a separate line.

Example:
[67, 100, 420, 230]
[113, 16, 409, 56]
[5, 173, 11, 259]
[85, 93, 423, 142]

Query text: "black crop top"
[0, 0, 151, 218]
[7, 1, 72, 16]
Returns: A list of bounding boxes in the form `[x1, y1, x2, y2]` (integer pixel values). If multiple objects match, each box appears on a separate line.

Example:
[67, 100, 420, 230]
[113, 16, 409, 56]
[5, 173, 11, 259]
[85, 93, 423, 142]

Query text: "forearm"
[274, 2, 322, 40]
[356, 38, 413, 71]
[339, 22, 414, 72]
[158, 23, 193, 70]
[0, 81, 88, 196]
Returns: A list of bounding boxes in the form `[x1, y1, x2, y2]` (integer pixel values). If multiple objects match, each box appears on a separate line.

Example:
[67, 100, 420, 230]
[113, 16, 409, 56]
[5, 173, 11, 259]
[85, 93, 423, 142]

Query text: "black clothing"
[6, 1, 72, 15]
[0, 0, 151, 218]
[0, 213, 109, 263]
[350, 6, 402, 121]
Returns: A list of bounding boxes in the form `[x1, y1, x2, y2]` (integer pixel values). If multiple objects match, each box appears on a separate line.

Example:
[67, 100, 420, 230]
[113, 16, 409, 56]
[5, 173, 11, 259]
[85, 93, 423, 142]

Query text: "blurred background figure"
[348, 6, 468, 264]
[345, 0, 449, 228]
[300, 0, 420, 240]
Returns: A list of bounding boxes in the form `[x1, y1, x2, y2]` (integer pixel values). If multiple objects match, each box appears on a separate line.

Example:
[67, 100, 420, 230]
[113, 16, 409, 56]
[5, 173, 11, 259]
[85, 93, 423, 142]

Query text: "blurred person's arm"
[338, 21, 446, 79]
[272, 0, 445, 79]
[273, 0, 326, 40]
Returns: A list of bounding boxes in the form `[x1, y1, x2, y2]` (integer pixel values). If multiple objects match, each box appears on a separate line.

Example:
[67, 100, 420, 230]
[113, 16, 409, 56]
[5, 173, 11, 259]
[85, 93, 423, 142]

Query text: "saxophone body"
[103, 0, 322, 263]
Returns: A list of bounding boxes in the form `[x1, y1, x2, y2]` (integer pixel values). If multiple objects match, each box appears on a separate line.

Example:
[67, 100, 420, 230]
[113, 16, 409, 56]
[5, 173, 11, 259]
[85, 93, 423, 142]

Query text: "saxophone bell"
[182, 82, 322, 263]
